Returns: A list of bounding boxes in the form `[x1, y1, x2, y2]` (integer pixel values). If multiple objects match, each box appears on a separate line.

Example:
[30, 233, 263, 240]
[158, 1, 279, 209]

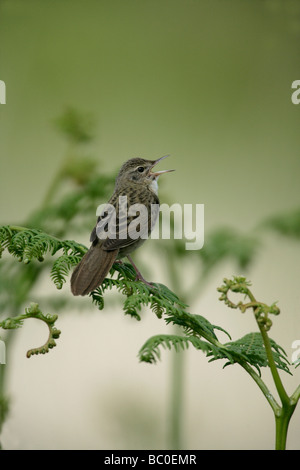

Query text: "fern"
[1, 225, 299, 451]
[138, 315, 290, 375]
[0, 226, 295, 383]
[139, 334, 228, 365]
[215, 333, 291, 375]
[0, 302, 61, 358]
[0, 225, 86, 358]
[165, 310, 230, 342]
[0, 226, 193, 353]
[139, 277, 298, 386]
[90, 274, 188, 322]
[1, 107, 298, 451]
[50, 254, 82, 289]
[0, 225, 86, 276]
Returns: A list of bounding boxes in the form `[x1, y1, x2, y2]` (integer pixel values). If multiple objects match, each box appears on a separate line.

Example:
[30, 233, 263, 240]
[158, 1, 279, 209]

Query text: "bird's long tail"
[71, 243, 118, 296]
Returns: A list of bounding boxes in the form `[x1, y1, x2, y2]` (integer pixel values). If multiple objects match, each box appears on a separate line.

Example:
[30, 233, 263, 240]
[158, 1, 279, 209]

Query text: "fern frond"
[0, 226, 14, 257]
[139, 334, 231, 365]
[0, 302, 61, 358]
[139, 330, 291, 375]
[139, 334, 192, 363]
[90, 276, 186, 321]
[5, 227, 57, 262]
[0, 226, 86, 260]
[51, 254, 81, 289]
[220, 333, 291, 375]
[165, 309, 231, 342]
[0, 225, 87, 291]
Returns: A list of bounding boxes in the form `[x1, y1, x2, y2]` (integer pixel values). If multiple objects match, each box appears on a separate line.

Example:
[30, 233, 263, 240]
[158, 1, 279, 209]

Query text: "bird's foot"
[127, 255, 155, 289]
[134, 273, 154, 289]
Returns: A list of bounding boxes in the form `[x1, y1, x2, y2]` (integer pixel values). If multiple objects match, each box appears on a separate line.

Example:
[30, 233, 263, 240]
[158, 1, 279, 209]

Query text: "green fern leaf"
[165, 309, 231, 342]
[211, 332, 291, 375]
[139, 334, 191, 363]
[51, 254, 81, 289]
[139, 334, 232, 365]
[0, 226, 14, 258]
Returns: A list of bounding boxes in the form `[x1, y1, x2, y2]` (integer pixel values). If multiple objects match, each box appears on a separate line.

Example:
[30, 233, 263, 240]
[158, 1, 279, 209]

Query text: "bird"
[70, 155, 174, 296]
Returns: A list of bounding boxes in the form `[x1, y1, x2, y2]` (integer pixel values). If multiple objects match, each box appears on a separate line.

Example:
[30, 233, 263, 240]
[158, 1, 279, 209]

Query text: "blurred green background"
[0, 0, 300, 450]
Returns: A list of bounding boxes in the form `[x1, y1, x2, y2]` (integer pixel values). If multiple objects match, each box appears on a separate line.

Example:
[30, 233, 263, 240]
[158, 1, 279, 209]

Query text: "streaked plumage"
[71, 156, 174, 296]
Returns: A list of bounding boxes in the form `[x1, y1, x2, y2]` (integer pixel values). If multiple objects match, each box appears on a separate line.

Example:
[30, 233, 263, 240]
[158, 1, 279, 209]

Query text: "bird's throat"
[149, 178, 158, 195]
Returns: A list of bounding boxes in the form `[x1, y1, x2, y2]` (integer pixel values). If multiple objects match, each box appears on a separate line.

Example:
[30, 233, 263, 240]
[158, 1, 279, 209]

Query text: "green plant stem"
[258, 324, 290, 406]
[197, 330, 283, 416]
[259, 324, 297, 450]
[240, 360, 297, 450]
[275, 404, 296, 450]
[239, 360, 281, 414]
[247, 290, 297, 450]
[239, 360, 293, 450]
[291, 384, 300, 405]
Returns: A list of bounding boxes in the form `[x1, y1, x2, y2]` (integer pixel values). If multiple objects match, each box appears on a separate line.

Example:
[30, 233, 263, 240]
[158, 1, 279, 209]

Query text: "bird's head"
[116, 155, 174, 192]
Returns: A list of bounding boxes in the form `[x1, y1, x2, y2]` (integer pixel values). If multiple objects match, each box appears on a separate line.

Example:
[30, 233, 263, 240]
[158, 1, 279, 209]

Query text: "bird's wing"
[90, 201, 115, 244]
[93, 189, 159, 252]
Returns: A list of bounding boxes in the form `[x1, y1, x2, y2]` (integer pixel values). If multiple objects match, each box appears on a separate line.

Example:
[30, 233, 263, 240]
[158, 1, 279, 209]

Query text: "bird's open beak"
[150, 155, 175, 178]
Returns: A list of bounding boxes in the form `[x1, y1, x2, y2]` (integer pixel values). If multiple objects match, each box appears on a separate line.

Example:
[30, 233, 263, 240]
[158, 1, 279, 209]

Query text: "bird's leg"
[127, 255, 154, 288]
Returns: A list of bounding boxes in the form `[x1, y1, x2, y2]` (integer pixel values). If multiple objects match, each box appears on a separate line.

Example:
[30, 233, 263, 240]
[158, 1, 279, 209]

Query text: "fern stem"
[257, 324, 290, 407]
[241, 285, 290, 406]
[246, 288, 297, 449]
[275, 403, 296, 450]
[239, 361, 280, 414]
[290, 384, 300, 405]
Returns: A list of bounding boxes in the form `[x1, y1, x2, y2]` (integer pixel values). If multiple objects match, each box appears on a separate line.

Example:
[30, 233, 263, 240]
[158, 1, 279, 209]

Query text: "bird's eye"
[137, 166, 144, 173]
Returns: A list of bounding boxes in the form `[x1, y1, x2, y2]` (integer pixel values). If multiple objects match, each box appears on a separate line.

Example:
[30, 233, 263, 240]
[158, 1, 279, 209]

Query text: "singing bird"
[71, 156, 174, 296]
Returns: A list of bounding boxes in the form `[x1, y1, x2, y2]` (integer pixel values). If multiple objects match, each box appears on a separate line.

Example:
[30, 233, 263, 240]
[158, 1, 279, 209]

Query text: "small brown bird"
[71, 156, 174, 296]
